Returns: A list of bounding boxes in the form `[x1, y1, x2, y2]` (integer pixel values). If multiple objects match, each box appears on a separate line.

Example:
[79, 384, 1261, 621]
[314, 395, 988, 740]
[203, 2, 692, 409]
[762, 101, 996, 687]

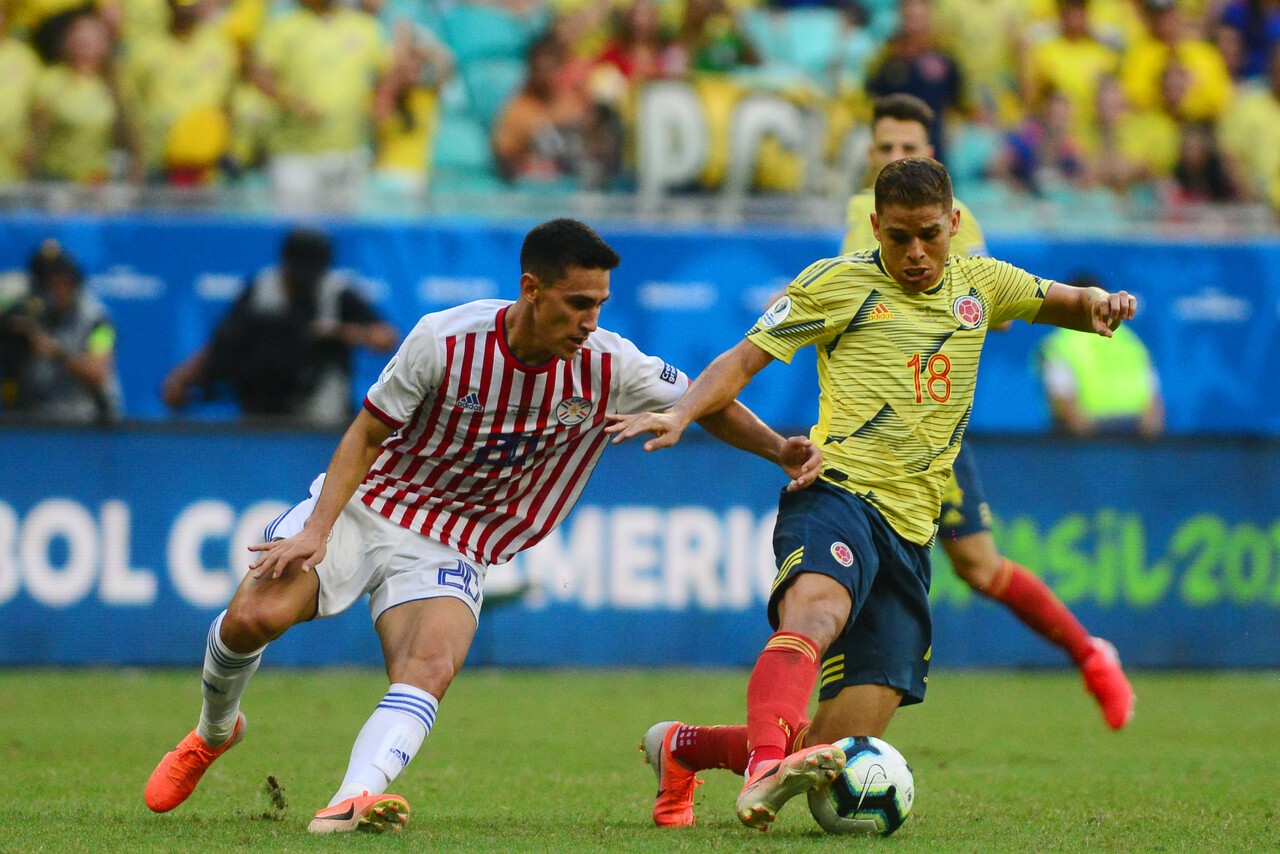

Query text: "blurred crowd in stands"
[2, 0, 1280, 215]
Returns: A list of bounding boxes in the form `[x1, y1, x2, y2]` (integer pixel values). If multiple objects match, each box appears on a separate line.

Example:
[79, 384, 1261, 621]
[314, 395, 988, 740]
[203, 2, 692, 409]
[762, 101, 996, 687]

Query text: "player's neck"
[502, 301, 556, 366]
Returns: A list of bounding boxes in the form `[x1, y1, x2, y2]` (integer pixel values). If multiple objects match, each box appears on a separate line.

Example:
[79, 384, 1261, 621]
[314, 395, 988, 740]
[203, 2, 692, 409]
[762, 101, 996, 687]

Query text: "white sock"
[328, 683, 437, 806]
[196, 610, 264, 746]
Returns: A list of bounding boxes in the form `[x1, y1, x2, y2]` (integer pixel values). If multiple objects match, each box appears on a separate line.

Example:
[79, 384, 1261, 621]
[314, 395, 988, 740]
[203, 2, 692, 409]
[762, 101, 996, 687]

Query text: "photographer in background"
[0, 239, 122, 425]
[161, 227, 397, 427]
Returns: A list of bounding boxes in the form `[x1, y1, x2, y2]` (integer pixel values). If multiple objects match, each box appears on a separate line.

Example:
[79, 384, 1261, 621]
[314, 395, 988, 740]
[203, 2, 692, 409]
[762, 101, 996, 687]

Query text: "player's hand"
[247, 527, 328, 580]
[604, 411, 688, 451]
[778, 435, 822, 492]
[1092, 290, 1137, 338]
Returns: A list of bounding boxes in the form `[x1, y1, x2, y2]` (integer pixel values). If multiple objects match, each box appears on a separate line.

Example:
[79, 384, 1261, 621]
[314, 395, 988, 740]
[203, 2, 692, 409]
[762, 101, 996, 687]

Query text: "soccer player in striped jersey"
[609, 158, 1139, 830]
[845, 94, 1134, 732]
[143, 219, 822, 834]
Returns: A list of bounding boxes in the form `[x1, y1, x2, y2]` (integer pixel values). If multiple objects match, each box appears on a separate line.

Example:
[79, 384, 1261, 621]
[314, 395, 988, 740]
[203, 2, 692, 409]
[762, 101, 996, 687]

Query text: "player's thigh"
[937, 443, 993, 547]
[767, 482, 879, 645]
[376, 597, 479, 697]
[224, 563, 321, 649]
[808, 684, 905, 743]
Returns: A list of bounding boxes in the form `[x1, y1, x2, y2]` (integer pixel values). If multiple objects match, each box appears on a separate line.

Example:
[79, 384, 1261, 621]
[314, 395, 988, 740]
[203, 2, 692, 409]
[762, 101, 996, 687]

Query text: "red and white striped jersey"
[358, 300, 689, 565]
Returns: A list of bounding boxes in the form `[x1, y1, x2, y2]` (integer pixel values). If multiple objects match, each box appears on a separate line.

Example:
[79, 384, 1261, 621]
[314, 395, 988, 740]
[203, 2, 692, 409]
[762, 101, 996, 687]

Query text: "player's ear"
[870, 211, 881, 242]
[949, 207, 961, 237]
[519, 271, 541, 302]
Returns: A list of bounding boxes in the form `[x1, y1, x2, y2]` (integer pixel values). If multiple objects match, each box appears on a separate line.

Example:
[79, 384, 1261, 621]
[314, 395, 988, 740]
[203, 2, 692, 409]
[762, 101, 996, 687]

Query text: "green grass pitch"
[2, 668, 1276, 852]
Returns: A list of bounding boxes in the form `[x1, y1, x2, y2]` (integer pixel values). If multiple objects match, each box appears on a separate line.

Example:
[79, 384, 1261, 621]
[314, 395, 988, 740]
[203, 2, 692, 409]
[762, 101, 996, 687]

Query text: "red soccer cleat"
[1081, 637, 1136, 730]
[735, 743, 845, 830]
[144, 713, 246, 813]
[307, 791, 410, 834]
[640, 721, 704, 827]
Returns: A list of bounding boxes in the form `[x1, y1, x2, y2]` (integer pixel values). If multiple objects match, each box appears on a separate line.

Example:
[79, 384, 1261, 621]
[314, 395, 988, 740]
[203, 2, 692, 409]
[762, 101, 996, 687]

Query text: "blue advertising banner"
[0, 214, 1277, 433]
[1, 427, 1276, 668]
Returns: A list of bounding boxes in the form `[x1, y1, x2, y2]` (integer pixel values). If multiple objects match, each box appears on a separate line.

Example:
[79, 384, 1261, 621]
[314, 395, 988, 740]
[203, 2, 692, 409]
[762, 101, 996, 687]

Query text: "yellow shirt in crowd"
[1219, 84, 1280, 204]
[34, 65, 117, 182]
[375, 87, 438, 178]
[1120, 37, 1233, 121]
[1026, 35, 1119, 130]
[255, 7, 390, 155]
[747, 252, 1051, 546]
[0, 37, 40, 183]
[123, 25, 237, 170]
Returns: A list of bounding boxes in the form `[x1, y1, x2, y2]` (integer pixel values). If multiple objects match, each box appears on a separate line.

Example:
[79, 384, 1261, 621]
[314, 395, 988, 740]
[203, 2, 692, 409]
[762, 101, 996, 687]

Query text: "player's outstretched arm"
[248, 409, 393, 579]
[1033, 282, 1137, 338]
[696, 403, 822, 492]
[605, 339, 774, 451]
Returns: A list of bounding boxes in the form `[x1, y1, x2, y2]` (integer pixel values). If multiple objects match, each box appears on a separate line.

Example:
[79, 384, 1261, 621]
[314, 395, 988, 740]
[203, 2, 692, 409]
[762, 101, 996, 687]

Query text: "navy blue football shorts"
[767, 481, 933, 707]
[937, 443, 992, 543]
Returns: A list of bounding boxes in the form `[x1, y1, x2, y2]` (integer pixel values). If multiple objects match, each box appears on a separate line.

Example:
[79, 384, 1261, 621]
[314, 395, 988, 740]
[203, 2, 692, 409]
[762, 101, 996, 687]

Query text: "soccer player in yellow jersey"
[846, 94, 1134, 735]
[608, 157, 1139, 830]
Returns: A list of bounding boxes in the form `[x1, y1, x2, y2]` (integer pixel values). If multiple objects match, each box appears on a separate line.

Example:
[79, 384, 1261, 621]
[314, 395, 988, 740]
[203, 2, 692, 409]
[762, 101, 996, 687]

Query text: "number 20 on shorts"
[907, 353, 951, 403]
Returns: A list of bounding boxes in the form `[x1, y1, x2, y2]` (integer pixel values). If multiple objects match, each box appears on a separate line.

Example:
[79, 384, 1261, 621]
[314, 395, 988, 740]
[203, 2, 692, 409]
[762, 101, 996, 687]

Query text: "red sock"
[745, 632, 820, 777]
[671, 720, 810, 775]
[987, 558, 1093, 665]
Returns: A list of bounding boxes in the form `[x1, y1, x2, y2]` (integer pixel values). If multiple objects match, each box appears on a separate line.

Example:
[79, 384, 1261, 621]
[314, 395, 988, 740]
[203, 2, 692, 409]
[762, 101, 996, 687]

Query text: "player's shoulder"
[582, 325, 640, 355]
[798, 253, 886, 292]
[845, 189, 874, 217]
[408, 299, 508, 340]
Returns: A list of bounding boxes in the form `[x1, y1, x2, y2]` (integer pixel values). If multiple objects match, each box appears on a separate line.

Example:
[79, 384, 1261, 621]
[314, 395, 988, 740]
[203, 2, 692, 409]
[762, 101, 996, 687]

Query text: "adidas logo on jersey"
[868, 304, 894, 321]
[455, 392, 483, 412]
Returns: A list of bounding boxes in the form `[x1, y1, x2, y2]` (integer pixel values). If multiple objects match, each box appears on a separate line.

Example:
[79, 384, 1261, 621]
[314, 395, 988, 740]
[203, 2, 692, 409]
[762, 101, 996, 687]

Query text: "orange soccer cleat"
[1081, 637, 1136, 730]
[144, 713, 246, 813]
[735, 743, 845, 830]
[640, 721, 704, 827]
[307, 791, 410, 834]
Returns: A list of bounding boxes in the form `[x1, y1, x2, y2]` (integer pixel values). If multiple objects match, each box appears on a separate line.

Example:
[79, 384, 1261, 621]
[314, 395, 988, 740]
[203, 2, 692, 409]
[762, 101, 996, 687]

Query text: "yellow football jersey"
[842, 190, 987, 258]
[746, 252, 1052, 545]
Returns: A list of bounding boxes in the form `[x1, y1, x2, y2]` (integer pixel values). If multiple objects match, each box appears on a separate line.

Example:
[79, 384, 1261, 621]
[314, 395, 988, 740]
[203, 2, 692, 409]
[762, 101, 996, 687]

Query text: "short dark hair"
[872, 94, 935, 131]
[874, 157, 953, 213]
[520, 219, 621, 283]
[281, 228, 333, 274]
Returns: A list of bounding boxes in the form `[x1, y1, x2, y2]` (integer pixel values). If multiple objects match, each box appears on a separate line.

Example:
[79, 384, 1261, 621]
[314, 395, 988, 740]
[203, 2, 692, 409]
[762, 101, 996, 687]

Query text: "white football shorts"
[265, 474, 488, 624]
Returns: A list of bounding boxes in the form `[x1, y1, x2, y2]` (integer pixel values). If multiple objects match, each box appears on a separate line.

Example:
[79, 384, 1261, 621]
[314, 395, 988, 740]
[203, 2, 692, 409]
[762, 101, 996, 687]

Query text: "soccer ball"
[807, 736, 914, 836]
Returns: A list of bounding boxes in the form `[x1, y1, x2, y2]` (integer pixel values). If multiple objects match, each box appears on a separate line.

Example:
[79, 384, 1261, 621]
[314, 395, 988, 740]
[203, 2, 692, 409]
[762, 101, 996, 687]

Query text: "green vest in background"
[1039, 325, 1156, 420]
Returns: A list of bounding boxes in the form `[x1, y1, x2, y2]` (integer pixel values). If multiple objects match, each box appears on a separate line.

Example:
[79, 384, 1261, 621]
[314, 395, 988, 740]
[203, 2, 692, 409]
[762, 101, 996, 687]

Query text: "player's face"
[871, 203, 960, 293]
[529, 265, 610, 360]
[867, 119, 934, 174]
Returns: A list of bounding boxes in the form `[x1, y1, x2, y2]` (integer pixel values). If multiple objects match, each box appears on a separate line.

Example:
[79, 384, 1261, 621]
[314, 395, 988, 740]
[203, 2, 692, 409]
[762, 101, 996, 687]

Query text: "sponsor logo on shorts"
[758, 296, 792, 328]
[830, 542, 854, 566]
[952, 295, 984, 329]
[555, 396, 593, 425]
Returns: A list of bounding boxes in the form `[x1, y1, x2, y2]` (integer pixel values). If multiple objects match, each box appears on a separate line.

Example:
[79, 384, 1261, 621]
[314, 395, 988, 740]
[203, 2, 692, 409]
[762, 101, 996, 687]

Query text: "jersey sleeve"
[363, 315, 442, 429]
[611, 337, 690, 415]
[975, 258, 1055, 326]
[745, 259, 846, 364]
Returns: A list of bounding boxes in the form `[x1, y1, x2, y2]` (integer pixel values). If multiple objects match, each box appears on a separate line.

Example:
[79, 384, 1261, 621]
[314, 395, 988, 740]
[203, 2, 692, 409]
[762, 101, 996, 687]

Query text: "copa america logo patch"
[555, 396, 593, 426]
[830, 542, 854, 567]
[952, 294, 984, 329]
[373, 355, 397, 389]
[758, 296, 792, 328]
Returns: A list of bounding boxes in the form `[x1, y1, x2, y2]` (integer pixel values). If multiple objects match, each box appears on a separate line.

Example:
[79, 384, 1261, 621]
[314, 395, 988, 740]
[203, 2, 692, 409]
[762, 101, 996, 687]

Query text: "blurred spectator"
[595, 0, 684, 83]
[933, 0, 1028, 124]
[121, 0, 237, 184]
[1120, 0, 1233, 122]
[1169, 121, 1238, 201]
[864, 0, 963, 160]
[492, 33, 591, 183]
[1215, 0, 1280, 79]
[371, 22, 453, 193]
[0, 240, 122, 424]
[1082, 73, 1179, 191]
[0, 5, 42, 185]
[1219, 42, 1280, 205]
[1023, 0, 1120, 135]
[161, 228, 397, 426]
[995, 90, 1088, 196]
[1038, 275, 1164, 437]
[680, 0, 758, 73]
[250, 0, 392, 211]
[28, 11, 142, 183]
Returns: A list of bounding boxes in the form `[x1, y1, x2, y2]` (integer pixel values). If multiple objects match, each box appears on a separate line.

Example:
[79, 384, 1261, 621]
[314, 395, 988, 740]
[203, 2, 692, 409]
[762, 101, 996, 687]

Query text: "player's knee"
[224, 595, 293, 651]
[777, 575, 851, 652]
[389, 650, 459, 698]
